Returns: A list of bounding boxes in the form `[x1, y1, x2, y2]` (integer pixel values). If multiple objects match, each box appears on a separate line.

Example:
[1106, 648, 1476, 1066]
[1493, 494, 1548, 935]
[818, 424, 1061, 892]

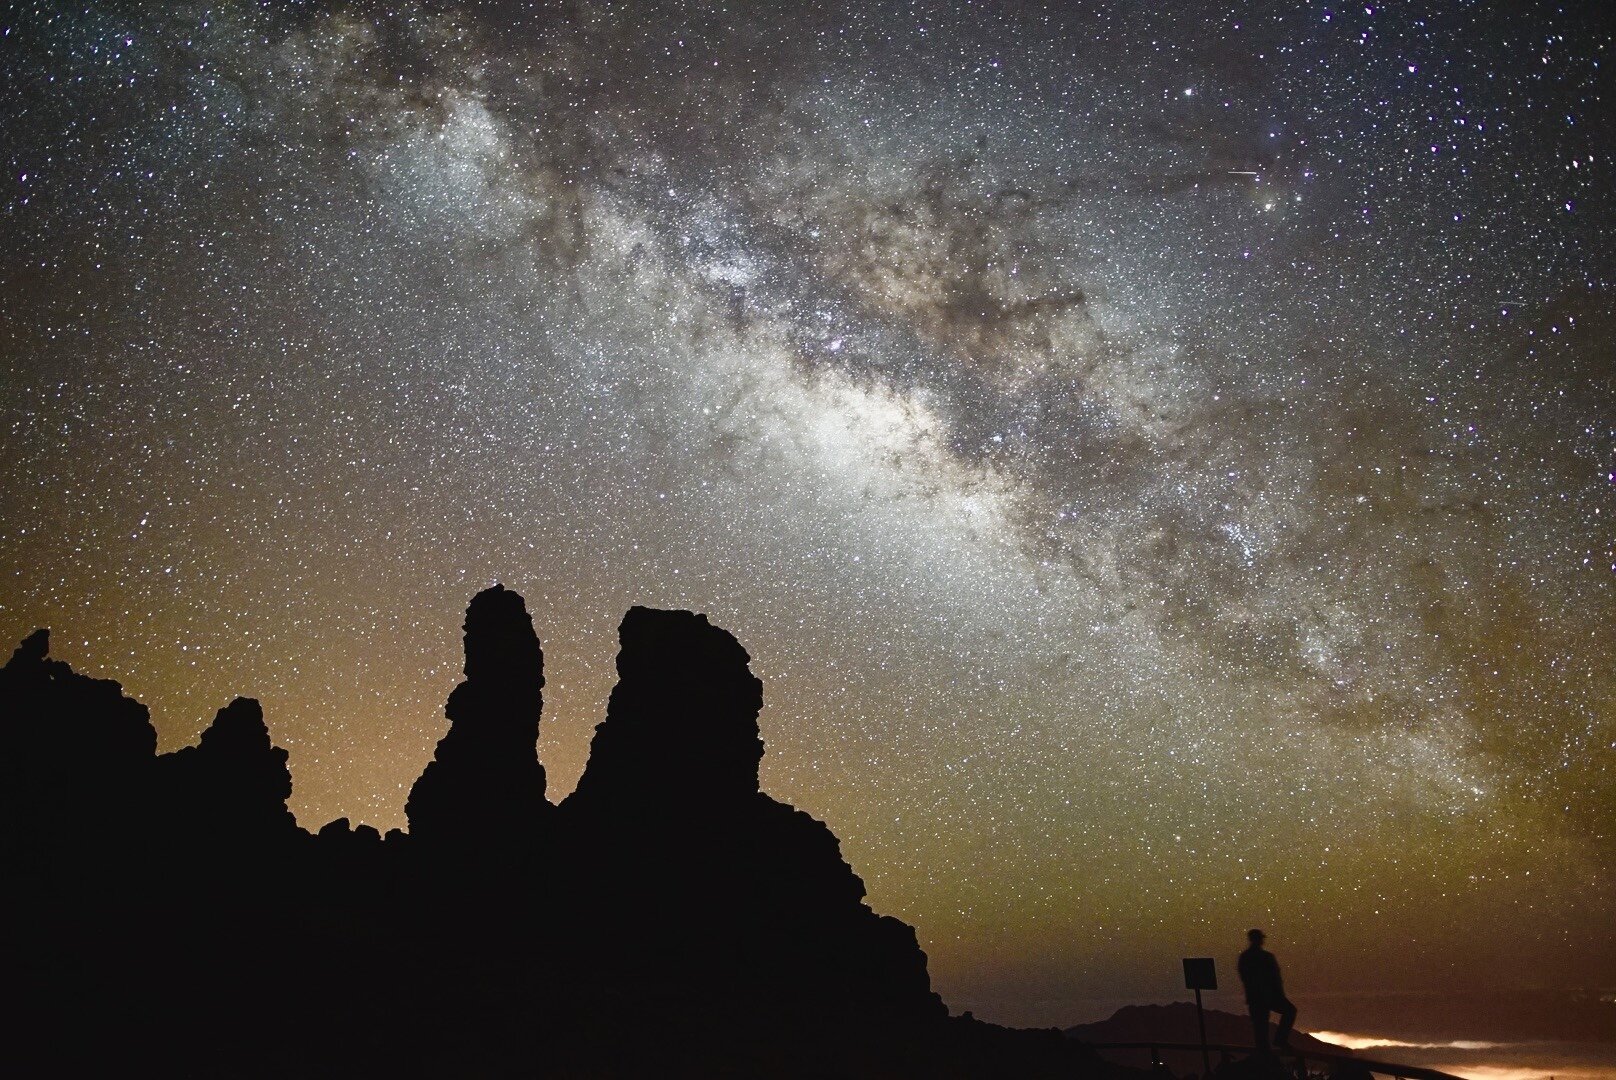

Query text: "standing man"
[1237, 928, 1297, 1053]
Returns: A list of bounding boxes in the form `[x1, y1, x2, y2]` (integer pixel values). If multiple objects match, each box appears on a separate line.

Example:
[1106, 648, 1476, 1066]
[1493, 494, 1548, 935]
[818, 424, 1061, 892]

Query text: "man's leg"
[1274, 997, 1297, 1048]
[1249, 1002, 1271, 1052]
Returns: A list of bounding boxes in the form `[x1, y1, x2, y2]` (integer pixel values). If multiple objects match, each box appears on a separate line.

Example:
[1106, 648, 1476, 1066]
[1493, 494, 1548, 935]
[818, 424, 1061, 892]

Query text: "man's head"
[1247, 928, 1266, 946]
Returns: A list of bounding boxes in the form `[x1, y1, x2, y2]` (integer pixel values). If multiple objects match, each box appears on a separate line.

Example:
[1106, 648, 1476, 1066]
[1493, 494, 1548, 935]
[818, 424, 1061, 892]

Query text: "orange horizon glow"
[1422, 1066, 1616, 1080]
[1310, 1030, 1502, 1052]
[1308, 1033, 1616, 1080]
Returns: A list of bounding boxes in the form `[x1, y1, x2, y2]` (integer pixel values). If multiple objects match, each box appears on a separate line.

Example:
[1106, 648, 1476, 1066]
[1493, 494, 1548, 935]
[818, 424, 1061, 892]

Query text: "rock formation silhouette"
[405, 583, 551, 846]
[1, 629, 307, 1073]
[152, 696, 300, 852]
[1, 629, 155, 852]
[0, 588, 1118, 1078]
[569, 606, 765, 806]
[565, 607, 940, 1024]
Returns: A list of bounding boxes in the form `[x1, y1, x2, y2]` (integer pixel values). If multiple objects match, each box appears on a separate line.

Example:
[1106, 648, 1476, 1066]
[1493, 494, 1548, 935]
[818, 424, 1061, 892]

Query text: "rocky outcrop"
[0, 628, 156, 871]
[405, 584, 551, 845]
[569, 605, 764, 808]
[560, 605, 944, 1035]
[152, 696, 299, 852]
[0, 627, 156, 771]
[0, 590, 1108, 1077]
[0, 632, 305, 1074]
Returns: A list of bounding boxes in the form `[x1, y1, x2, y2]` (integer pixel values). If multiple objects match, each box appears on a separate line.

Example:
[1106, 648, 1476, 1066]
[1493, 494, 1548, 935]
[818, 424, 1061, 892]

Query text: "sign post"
[1182, 957, 1217, 1079]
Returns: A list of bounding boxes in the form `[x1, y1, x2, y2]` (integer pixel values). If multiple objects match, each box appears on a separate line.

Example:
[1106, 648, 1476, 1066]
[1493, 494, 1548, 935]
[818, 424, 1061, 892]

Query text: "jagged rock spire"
[568, 605, 764, 809]
[405, 584, 550, 842]
[557, 605, 945, 1030]
[162, 697, 298, 838]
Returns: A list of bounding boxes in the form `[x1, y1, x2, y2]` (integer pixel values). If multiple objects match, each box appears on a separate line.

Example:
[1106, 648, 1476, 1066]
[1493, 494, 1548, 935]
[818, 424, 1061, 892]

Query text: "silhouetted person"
[1238, 928, 1296, 1053]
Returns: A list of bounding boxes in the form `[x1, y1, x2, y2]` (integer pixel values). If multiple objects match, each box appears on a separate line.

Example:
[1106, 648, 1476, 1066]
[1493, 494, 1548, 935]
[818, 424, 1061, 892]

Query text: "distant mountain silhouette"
[0, 587, 1123, 1077]
[1068, 1003, 1348, 1076]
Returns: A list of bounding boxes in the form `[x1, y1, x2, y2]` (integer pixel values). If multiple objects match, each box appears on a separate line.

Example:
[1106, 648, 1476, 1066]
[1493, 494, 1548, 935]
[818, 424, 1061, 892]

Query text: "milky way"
[3, 0, 1612, 1025]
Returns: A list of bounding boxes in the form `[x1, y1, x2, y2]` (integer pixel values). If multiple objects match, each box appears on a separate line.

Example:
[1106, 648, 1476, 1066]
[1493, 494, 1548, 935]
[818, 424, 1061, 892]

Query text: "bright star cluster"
[1, 0, 1611, 1028]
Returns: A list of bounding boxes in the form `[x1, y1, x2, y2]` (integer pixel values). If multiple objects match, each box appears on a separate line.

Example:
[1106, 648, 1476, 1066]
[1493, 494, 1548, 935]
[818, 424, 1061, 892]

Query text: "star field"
[2, 0, 1612, 1026]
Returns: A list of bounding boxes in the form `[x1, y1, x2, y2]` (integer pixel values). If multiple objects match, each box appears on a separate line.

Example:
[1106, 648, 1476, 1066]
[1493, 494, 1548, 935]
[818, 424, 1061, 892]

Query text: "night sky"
[3, 0, 1612, 1029]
